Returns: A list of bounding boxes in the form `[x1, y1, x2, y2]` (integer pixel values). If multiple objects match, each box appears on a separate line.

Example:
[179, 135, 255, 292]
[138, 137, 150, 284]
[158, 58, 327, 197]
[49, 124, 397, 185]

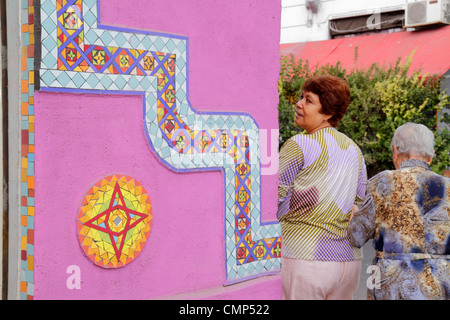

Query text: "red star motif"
[84, 182, 148, 260]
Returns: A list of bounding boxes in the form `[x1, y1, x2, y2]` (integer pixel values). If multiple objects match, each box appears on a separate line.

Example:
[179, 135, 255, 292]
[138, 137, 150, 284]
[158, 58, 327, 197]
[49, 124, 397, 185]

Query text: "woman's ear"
[322, 113, 333, 123]
[392, 145, 400, 169]
[392, 146, 398, 160]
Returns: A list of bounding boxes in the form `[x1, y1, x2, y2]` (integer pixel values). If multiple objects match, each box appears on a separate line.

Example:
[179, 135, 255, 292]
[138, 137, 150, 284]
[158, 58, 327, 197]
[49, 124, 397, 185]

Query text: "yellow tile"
[29, 32, 35, 45]
[28, 255, 34, 271]
[21, 235, 27, 250]
[28, 71, 34, 85]
[21, 169, 27, 182]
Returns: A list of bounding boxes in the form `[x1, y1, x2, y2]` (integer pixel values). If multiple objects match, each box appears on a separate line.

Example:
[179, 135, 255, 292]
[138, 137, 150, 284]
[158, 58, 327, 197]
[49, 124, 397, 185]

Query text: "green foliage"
[278, 53, 450, 177]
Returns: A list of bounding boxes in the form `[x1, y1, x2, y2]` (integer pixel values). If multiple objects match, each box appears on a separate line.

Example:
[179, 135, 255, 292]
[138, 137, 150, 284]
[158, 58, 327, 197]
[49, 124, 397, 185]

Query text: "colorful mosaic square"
[77, 175, 152, 268]
[36, 0, 281, 285]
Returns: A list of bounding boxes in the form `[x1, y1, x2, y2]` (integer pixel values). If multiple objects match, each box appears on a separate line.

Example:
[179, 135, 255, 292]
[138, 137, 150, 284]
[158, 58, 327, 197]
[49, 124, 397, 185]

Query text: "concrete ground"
[354, 241, 377, 300]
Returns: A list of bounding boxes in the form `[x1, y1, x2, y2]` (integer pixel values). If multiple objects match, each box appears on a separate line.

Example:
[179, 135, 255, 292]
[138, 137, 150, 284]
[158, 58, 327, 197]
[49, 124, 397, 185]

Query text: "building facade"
[281, 0, 449, 43]
[1, 0, 282, 300]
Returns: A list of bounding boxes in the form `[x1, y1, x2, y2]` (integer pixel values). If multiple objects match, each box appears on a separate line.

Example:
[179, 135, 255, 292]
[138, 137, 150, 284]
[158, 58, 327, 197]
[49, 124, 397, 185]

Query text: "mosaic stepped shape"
[38, 0, 281, 282]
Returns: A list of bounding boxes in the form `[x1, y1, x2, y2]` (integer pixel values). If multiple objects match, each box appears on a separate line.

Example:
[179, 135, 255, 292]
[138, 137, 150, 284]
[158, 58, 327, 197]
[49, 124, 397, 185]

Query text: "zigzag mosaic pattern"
[37, 0, 281, 283]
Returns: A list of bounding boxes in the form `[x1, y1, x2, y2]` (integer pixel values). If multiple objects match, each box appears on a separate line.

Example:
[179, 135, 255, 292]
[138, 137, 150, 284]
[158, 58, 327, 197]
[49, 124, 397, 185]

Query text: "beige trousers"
[281, 257, 362, 300]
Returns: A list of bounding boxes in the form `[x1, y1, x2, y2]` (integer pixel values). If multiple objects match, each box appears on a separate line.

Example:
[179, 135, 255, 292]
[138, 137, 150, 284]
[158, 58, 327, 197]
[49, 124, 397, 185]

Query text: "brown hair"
[302, 76, 350, 127]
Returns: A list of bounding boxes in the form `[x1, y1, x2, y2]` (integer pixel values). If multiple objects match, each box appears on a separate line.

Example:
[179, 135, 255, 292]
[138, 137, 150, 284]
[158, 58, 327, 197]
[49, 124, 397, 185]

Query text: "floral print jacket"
[349, 159, 450, 300]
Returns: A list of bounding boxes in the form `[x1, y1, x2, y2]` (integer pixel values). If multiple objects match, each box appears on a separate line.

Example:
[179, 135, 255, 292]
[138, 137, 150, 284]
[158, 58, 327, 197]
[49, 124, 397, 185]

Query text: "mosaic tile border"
[20, 0, 37, 300]
[35, 0, 281, 286]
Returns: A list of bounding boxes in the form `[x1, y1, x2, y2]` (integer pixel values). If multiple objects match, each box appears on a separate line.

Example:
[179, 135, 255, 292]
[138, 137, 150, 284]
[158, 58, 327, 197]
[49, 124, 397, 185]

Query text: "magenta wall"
[34, 0, 281, 299]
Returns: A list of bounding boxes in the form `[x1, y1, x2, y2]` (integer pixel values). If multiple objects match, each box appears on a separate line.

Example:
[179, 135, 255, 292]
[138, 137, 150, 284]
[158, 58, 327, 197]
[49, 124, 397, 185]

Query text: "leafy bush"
[278, 53, 450, 177]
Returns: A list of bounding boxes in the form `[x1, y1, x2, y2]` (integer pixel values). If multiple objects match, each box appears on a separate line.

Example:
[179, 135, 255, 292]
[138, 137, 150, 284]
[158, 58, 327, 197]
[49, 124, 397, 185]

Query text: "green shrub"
[278, 53, 450, 177]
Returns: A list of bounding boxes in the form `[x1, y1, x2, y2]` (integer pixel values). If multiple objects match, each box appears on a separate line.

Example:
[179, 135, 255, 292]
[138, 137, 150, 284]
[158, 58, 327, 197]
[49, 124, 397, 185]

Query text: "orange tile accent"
[20, 281, 27, 293]
[22, 102, 29, 115]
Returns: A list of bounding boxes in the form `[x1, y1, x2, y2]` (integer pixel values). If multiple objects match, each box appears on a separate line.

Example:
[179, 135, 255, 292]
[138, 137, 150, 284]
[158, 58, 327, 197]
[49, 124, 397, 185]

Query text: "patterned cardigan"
[349, 159, 450, 300]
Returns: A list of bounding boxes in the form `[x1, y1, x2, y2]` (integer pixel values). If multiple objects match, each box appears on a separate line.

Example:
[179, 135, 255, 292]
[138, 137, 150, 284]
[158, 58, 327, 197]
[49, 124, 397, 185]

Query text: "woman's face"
[295, 91, 332, 134]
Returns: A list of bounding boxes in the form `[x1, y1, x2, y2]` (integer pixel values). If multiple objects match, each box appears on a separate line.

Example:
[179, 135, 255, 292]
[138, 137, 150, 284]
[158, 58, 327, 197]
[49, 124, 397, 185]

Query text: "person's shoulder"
[330, 128, 353, 141]
[289, 132, 304, 141]
[280, 134, 304, 153]
[282, 134, 302, 146]
[288, 131, 312, 146]
[444, 174, 450, 183]
[429, 170, 450, 185]
[369, 169, 393, 184]
[332, 128, 363, 152]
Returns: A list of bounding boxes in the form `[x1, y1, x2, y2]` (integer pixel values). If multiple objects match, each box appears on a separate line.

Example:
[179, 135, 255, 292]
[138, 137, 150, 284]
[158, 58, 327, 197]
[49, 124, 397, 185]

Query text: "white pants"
[281, 257, 362, 300]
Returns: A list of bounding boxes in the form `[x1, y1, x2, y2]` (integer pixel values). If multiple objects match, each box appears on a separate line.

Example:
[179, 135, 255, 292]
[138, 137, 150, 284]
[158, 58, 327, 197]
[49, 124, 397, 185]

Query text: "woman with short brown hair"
[301, 75, 350, 127]
[278, 75, 367, 300]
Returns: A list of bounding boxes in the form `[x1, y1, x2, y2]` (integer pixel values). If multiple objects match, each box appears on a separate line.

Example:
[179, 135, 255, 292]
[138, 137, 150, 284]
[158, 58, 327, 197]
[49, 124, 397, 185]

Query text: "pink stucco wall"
[34, 0, 281, 299]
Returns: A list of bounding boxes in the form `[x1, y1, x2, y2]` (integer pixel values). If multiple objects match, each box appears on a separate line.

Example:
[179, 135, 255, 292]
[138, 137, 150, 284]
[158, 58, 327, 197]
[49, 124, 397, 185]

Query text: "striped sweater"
[277, 127, 367, 261]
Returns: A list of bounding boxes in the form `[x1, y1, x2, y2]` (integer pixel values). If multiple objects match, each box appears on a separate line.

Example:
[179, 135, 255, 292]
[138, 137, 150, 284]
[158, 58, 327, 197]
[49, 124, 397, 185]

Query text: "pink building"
[3, 0, 282, 300]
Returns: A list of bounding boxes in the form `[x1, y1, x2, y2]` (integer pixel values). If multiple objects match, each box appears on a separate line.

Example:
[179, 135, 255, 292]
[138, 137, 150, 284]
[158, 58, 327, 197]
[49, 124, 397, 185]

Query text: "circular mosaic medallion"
[77, 175, 153, 268]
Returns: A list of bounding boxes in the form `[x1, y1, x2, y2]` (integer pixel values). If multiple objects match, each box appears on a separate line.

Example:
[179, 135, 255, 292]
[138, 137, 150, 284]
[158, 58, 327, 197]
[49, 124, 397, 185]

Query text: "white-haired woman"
[349, 122, 450, 300]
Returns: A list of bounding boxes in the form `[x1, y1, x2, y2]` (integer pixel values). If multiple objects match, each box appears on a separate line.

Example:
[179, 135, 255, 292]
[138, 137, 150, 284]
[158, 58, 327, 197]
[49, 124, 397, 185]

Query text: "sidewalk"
[354, 241, 376, 300]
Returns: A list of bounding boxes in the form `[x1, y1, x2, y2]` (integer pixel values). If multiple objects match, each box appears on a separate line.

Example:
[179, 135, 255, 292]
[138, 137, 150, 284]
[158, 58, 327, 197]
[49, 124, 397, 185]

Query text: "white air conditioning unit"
[405, 0, 450, 27]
